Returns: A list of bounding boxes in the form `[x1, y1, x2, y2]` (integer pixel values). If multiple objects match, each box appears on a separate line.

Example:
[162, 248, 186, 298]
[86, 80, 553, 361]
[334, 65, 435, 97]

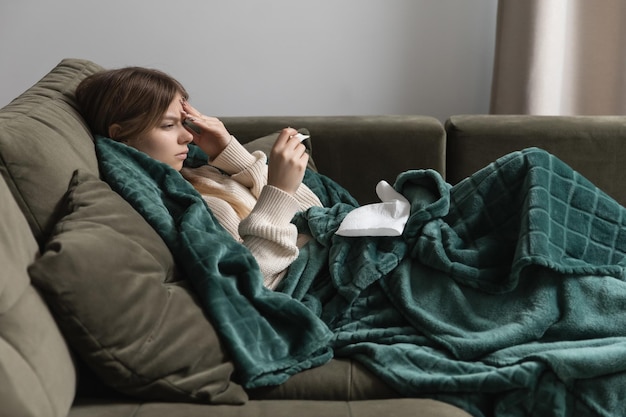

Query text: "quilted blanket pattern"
[97, 138, 626, 417]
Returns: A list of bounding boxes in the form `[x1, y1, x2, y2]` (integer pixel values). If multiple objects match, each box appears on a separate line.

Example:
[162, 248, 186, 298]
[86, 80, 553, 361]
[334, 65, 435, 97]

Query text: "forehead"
[162, 94, 185, 118]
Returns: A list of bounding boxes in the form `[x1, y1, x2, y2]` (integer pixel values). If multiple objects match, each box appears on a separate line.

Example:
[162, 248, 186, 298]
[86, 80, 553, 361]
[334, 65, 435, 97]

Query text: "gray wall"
[0, 0, 498, 121]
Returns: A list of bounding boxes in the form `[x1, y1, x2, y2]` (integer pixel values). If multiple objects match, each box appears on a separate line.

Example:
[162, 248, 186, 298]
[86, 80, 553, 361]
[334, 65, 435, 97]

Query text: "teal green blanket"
[97, 138, 626, 417]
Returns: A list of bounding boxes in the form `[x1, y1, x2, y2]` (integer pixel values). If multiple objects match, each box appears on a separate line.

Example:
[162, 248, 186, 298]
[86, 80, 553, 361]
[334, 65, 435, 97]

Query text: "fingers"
[181, 99, 202, 118]
[178, 100, 232, 157]
[268, 127, 310, 193]
[181, 101, 211, 135]
[276, 127, 308, 154]
[179, 103, 226, 137]
[248, 126, 309, 194]
[275, 127, 298, 145]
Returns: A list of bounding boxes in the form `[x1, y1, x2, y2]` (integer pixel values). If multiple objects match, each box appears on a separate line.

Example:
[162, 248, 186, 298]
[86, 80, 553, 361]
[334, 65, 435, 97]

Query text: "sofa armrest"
[222, 115, 445, 204]
[446, 115, 626, 206]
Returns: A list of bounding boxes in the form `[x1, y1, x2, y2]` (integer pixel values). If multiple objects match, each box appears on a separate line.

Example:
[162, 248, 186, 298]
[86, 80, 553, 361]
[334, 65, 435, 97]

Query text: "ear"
[108, 124, 123, 140]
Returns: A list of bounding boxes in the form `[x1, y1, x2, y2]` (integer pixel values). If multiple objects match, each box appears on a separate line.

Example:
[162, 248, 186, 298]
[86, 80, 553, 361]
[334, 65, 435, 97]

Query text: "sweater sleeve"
[209, 136, 324, 209]
[238, 185, 302, 289]
[209, 138, 267, 198]
[187, 136, 323, 289]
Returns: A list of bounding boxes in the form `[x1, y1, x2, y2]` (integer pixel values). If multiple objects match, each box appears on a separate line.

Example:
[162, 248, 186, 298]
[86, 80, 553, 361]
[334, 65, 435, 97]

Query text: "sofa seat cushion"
[0, 175, 76, 417]
[248, 358, 398, 401]
[28, 170, 247, 404]
[67, 398, 472, 417]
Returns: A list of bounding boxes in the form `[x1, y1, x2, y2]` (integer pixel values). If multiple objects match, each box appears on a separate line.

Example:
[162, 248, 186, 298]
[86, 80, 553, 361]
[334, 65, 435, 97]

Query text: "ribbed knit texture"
[181, 138, 322, 289]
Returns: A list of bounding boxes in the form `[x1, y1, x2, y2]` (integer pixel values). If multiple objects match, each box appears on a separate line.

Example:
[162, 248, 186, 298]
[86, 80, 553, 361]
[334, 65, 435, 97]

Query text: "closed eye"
[160, 112, 185, 130]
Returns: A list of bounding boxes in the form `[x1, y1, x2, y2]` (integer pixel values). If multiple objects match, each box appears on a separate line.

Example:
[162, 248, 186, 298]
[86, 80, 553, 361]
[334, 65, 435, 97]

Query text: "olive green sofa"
[0, 59, 468, 417]
[5, 57, 625, 417]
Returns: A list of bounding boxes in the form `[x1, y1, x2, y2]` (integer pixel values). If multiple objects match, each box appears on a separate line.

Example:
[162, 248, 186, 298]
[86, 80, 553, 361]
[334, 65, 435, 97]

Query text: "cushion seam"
[44, 292, 205, 399]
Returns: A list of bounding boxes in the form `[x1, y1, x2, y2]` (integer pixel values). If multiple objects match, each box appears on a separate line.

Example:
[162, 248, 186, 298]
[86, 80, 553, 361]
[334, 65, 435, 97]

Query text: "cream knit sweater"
[180, 137, 322, 289]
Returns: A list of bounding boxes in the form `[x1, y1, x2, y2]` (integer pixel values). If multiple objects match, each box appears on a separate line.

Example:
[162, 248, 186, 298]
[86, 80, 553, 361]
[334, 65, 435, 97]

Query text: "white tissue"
[293, 133, 310, 142]
[335, 180, 410, 237]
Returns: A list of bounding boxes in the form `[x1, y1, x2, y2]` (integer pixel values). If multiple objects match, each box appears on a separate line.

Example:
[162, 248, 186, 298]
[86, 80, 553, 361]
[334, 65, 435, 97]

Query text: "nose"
[180, 126, 194, 144]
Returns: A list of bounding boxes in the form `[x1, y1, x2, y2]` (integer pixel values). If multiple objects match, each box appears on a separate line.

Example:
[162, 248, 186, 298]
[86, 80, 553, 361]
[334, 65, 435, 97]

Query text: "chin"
[170, 161, 184, 171]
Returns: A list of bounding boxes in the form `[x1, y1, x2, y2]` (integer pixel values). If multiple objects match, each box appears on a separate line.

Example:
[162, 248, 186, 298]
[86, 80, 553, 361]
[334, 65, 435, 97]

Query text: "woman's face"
[125, 93, 194, 171]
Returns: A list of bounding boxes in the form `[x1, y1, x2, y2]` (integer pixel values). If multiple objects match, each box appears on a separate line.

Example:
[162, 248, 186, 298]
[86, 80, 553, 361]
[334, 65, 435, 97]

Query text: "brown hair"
[75, 66, 188, 141]
[76, 66, 251, 219]
[185, 177, 252, 219]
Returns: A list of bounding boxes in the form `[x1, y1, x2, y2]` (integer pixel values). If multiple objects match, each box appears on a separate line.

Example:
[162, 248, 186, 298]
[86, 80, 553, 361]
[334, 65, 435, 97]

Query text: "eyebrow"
[161, 113, 181, 122]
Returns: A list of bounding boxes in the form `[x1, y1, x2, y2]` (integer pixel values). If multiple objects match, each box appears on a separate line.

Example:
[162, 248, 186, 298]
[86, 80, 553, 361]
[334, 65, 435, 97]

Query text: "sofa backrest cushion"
[0, 174, 76, 417]
[0, 58, 103, 244]
[222, 115, 446, 205]
[446, 115, 626, 206]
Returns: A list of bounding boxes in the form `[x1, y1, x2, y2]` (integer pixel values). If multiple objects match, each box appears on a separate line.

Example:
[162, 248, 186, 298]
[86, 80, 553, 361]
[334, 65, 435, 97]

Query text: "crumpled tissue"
[335, 180, 410, 237]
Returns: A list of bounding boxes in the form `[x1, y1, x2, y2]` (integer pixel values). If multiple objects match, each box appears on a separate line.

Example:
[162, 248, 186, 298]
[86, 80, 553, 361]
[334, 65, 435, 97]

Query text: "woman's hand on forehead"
[180, 100, 232, 159]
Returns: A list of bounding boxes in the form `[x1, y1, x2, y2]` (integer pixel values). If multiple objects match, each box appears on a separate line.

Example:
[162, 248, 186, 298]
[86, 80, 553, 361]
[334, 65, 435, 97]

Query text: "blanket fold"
[96, 137, 333, 388]
[403, 148, 626, 294]
[97, 138, 626, 417]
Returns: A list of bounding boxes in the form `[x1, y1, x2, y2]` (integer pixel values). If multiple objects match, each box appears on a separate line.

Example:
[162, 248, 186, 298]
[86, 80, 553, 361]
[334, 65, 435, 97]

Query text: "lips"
[176, 152, 188, 160]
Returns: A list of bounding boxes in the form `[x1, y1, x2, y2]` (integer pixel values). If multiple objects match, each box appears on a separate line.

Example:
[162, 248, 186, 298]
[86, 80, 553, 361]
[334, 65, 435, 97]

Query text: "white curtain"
[490, 0, 626, 115]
